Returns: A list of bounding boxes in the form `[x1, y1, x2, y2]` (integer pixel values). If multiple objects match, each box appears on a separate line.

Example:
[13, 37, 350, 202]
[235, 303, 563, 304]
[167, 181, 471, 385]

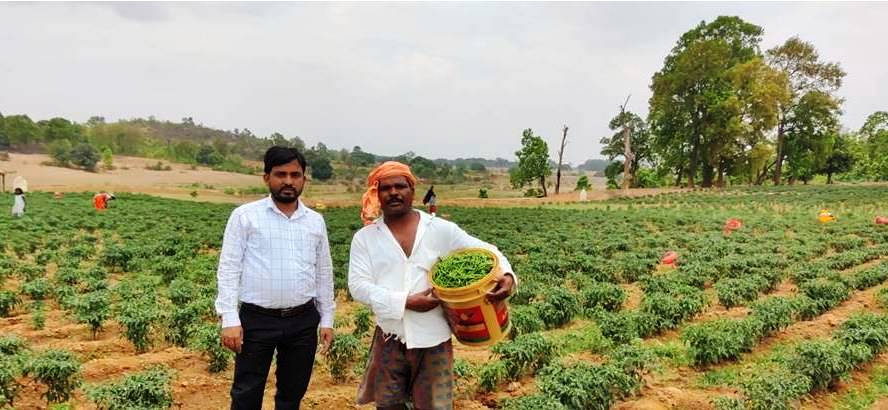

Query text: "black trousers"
[231, 304, 320, 410]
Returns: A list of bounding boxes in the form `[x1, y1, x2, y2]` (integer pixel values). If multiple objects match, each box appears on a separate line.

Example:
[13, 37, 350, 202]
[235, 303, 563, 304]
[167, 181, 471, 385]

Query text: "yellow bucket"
[818, 209, 836, 223]
[429, 248, 511, 347]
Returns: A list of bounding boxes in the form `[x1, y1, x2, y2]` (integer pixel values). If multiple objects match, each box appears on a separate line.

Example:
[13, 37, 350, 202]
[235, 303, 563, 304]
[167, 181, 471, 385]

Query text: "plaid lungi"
[356, 327, 454, 410]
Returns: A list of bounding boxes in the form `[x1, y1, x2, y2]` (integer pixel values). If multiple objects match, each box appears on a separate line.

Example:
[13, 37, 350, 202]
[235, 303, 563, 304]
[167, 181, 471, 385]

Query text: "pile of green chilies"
[432, 250, 495, 288]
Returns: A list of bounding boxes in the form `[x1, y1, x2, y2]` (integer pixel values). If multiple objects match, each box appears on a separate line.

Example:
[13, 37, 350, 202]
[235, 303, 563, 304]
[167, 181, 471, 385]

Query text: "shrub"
[749, 296, 797, 335]
[0, 291, 19, 317]
[75, 290, 111, 339]
[0, 355, 21, 408]
[509, 305, 545, 338]
[327, 333, 361, 383]
[537, 288, 580, 329]
[189, 323, 232, 373]
[21, 277, 51, 300]
[353, 306, 372, 338]
[580, 282, 625, 313]
[785, 339, 851, 391]
[502, 394, 567, 410]
[86, 366, 174, 410]
[739, 367, 811, 410]
[491, 333, 558, 380]
[115, 299, 160, 353]
[683, 319, 761, 366]
[23, 350, 81, 404]
[715, 277, 761, 309]
[538, 362, 633, 410]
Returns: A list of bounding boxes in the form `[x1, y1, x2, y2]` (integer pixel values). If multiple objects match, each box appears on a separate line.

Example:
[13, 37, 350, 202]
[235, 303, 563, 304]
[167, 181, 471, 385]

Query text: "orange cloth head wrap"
[361, 161, 418, 225]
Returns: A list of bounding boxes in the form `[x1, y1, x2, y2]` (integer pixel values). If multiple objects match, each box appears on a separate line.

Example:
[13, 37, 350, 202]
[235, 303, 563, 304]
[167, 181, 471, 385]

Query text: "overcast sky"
[1, 2, 886, 164]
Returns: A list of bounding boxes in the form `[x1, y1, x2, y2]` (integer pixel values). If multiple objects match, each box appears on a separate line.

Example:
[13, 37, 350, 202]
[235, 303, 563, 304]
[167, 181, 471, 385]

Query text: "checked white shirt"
[215, 196, 335, 328]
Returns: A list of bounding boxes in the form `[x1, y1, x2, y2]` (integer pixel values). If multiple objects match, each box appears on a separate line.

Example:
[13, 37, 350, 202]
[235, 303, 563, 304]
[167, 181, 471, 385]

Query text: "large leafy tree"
[649, 16, 766, 187]
[510, 128, 551, 196]
[782, 91, 841, 183]
[3, 115, 39, 145]
[819, 133, 855, 184]
[766, 36, 845, 184]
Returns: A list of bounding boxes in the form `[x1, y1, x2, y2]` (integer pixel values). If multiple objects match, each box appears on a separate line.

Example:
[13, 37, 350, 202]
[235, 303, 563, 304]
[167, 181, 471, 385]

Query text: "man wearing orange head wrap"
[349, 161, 516, 410]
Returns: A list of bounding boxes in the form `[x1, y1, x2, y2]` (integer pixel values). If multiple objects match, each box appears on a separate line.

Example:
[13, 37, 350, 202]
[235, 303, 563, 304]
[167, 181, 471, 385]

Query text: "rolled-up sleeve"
[215, 210, 246, 328]
[315, 219, 336, 328]
[348, 233, 408, 321]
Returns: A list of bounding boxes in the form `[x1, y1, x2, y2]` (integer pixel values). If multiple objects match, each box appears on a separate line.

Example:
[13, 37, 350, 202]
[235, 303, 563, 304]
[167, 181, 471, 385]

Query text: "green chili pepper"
[432, 250, 495, 288]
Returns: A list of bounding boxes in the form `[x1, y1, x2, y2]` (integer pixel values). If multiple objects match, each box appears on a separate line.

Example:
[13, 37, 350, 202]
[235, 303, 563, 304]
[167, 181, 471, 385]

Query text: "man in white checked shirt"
[215, 146, 335, 410]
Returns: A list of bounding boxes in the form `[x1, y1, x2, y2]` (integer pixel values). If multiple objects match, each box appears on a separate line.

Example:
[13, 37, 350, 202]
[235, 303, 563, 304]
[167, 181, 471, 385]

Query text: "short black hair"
[264, 146, 308, 174]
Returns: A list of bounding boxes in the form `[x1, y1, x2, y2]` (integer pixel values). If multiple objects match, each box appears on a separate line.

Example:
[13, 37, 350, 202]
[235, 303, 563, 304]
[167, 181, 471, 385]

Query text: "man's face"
[378, 175, 414, 217]
[264, 160, 306, 204]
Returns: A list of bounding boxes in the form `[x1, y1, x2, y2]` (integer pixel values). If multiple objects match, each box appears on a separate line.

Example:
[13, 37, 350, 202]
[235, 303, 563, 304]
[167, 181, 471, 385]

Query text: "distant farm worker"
[215, 146, 335, 410]
[349, 161, 516, 410]
[422, 185, 437, 216]
[93, 191, 114, 211]
[11, 188, 25, 217]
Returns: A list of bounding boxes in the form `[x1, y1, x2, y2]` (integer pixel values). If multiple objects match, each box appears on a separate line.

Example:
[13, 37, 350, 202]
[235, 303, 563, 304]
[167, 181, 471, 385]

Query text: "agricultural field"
[2, 185, 888, 409]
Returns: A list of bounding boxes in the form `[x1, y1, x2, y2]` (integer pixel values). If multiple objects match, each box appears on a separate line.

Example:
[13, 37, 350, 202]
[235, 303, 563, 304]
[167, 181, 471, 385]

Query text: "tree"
[350, 146, 376, 167]
[69, 143, 100, 171]
[195, 145, 224, 166]
[555, 125, 568, 194]
[819, 133, 854, 184]
[860, 111, 888, 161]
[575, 175, 591, 190]
[101, 147, 114, 170]
[510, 128, 551, 196]
[782, 91, 841, 184]
[310, 156, 334, 181]
[40, 117, 82, 142]
[767, 36, 845, 184]
[48, 139, 73, 166]
[3, 115, 39, 145]
[0, 113, 7, 148]
[649, 16, 766, 187]
[600, 110, 652, 188]
[410, 156, 437, 179]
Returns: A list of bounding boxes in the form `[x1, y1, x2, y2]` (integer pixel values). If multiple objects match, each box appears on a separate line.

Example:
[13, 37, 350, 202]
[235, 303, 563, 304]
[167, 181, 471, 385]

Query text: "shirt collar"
[264, 195, 307, 220]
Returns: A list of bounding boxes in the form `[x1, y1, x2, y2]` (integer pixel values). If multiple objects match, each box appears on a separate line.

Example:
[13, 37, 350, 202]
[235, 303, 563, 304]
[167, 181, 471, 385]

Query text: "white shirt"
[348, 210, 514, 349]
[215, 196, 335, 328]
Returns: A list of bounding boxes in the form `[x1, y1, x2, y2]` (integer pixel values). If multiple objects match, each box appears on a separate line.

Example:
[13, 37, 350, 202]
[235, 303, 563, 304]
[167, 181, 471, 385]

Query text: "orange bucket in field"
[429, 248, 511, 347]
[876, 216, 888, 225]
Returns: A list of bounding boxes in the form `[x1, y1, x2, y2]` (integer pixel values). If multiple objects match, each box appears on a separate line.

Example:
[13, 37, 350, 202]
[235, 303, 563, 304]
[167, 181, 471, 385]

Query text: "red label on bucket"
[446, 302, 510, 344]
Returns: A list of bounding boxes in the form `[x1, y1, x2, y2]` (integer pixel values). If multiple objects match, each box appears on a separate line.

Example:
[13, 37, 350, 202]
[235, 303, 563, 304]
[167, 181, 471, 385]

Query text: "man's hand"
[221, 325, 243, 353]
[319, 327, 334, 355]
[406, 289, 441, 312]
[486, 273, 515, 303]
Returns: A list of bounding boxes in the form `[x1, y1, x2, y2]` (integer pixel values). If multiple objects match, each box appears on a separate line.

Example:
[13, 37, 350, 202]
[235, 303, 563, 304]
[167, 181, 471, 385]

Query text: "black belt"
[241, 300, 314, 318]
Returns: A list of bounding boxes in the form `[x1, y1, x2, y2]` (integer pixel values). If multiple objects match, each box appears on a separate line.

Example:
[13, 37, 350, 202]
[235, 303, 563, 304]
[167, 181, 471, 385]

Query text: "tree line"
[511, 16, 888, 194]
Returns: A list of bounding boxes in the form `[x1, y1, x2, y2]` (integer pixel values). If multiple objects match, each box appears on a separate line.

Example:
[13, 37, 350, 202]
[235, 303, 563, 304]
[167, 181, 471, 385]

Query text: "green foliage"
[352, 306, 371, 338]
[48, 139, 73, 166]
[785, 339, 851, 391]
[0, 290, 19, 317]
[327, 333, 361, 383]
[69, 142, 101, 171]
[74, 290, 111, 339]
[683, 319, 760, 366]
[0, 336, 27, 356]
[22, 277, 51, 300]
[0, 355, 22, 408]
[502, 394, 568, 410]
[715, 277, 762, 309]
[749, 296, 796, 335]
[510, 128, 551, 196]
[538, 362, 634, 410]
[537, 288, 580, 329]
[101, 147, 114, 170]
[23, 349, 81, 404]
[580, 282, 625, 313]
[509, 305, 545, 338]
[189, 323, 232, 373]
[478, 187, 488, 199]
[30, 301, 46, 330]
[86, 366, 174, 410]
[575, 175, 591, 191]
[115, 296, 160, 353]
[491, 333, 558, 380]
[739, 367, 811, 410]
[309, 156, 334, 181]
[833, 313, 888, 364]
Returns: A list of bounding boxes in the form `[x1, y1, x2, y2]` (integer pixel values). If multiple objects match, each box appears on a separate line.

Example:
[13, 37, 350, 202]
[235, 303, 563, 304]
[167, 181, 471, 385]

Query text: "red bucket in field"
[661, 251, 679, 266]
[877, 216, 888, 225]
[724, 218, 742, 234]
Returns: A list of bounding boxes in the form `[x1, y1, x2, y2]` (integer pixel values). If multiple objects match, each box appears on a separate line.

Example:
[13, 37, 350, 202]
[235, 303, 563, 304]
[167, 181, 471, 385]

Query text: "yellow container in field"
[818, 209, 836, 223]
[429, 248, 511, 347]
